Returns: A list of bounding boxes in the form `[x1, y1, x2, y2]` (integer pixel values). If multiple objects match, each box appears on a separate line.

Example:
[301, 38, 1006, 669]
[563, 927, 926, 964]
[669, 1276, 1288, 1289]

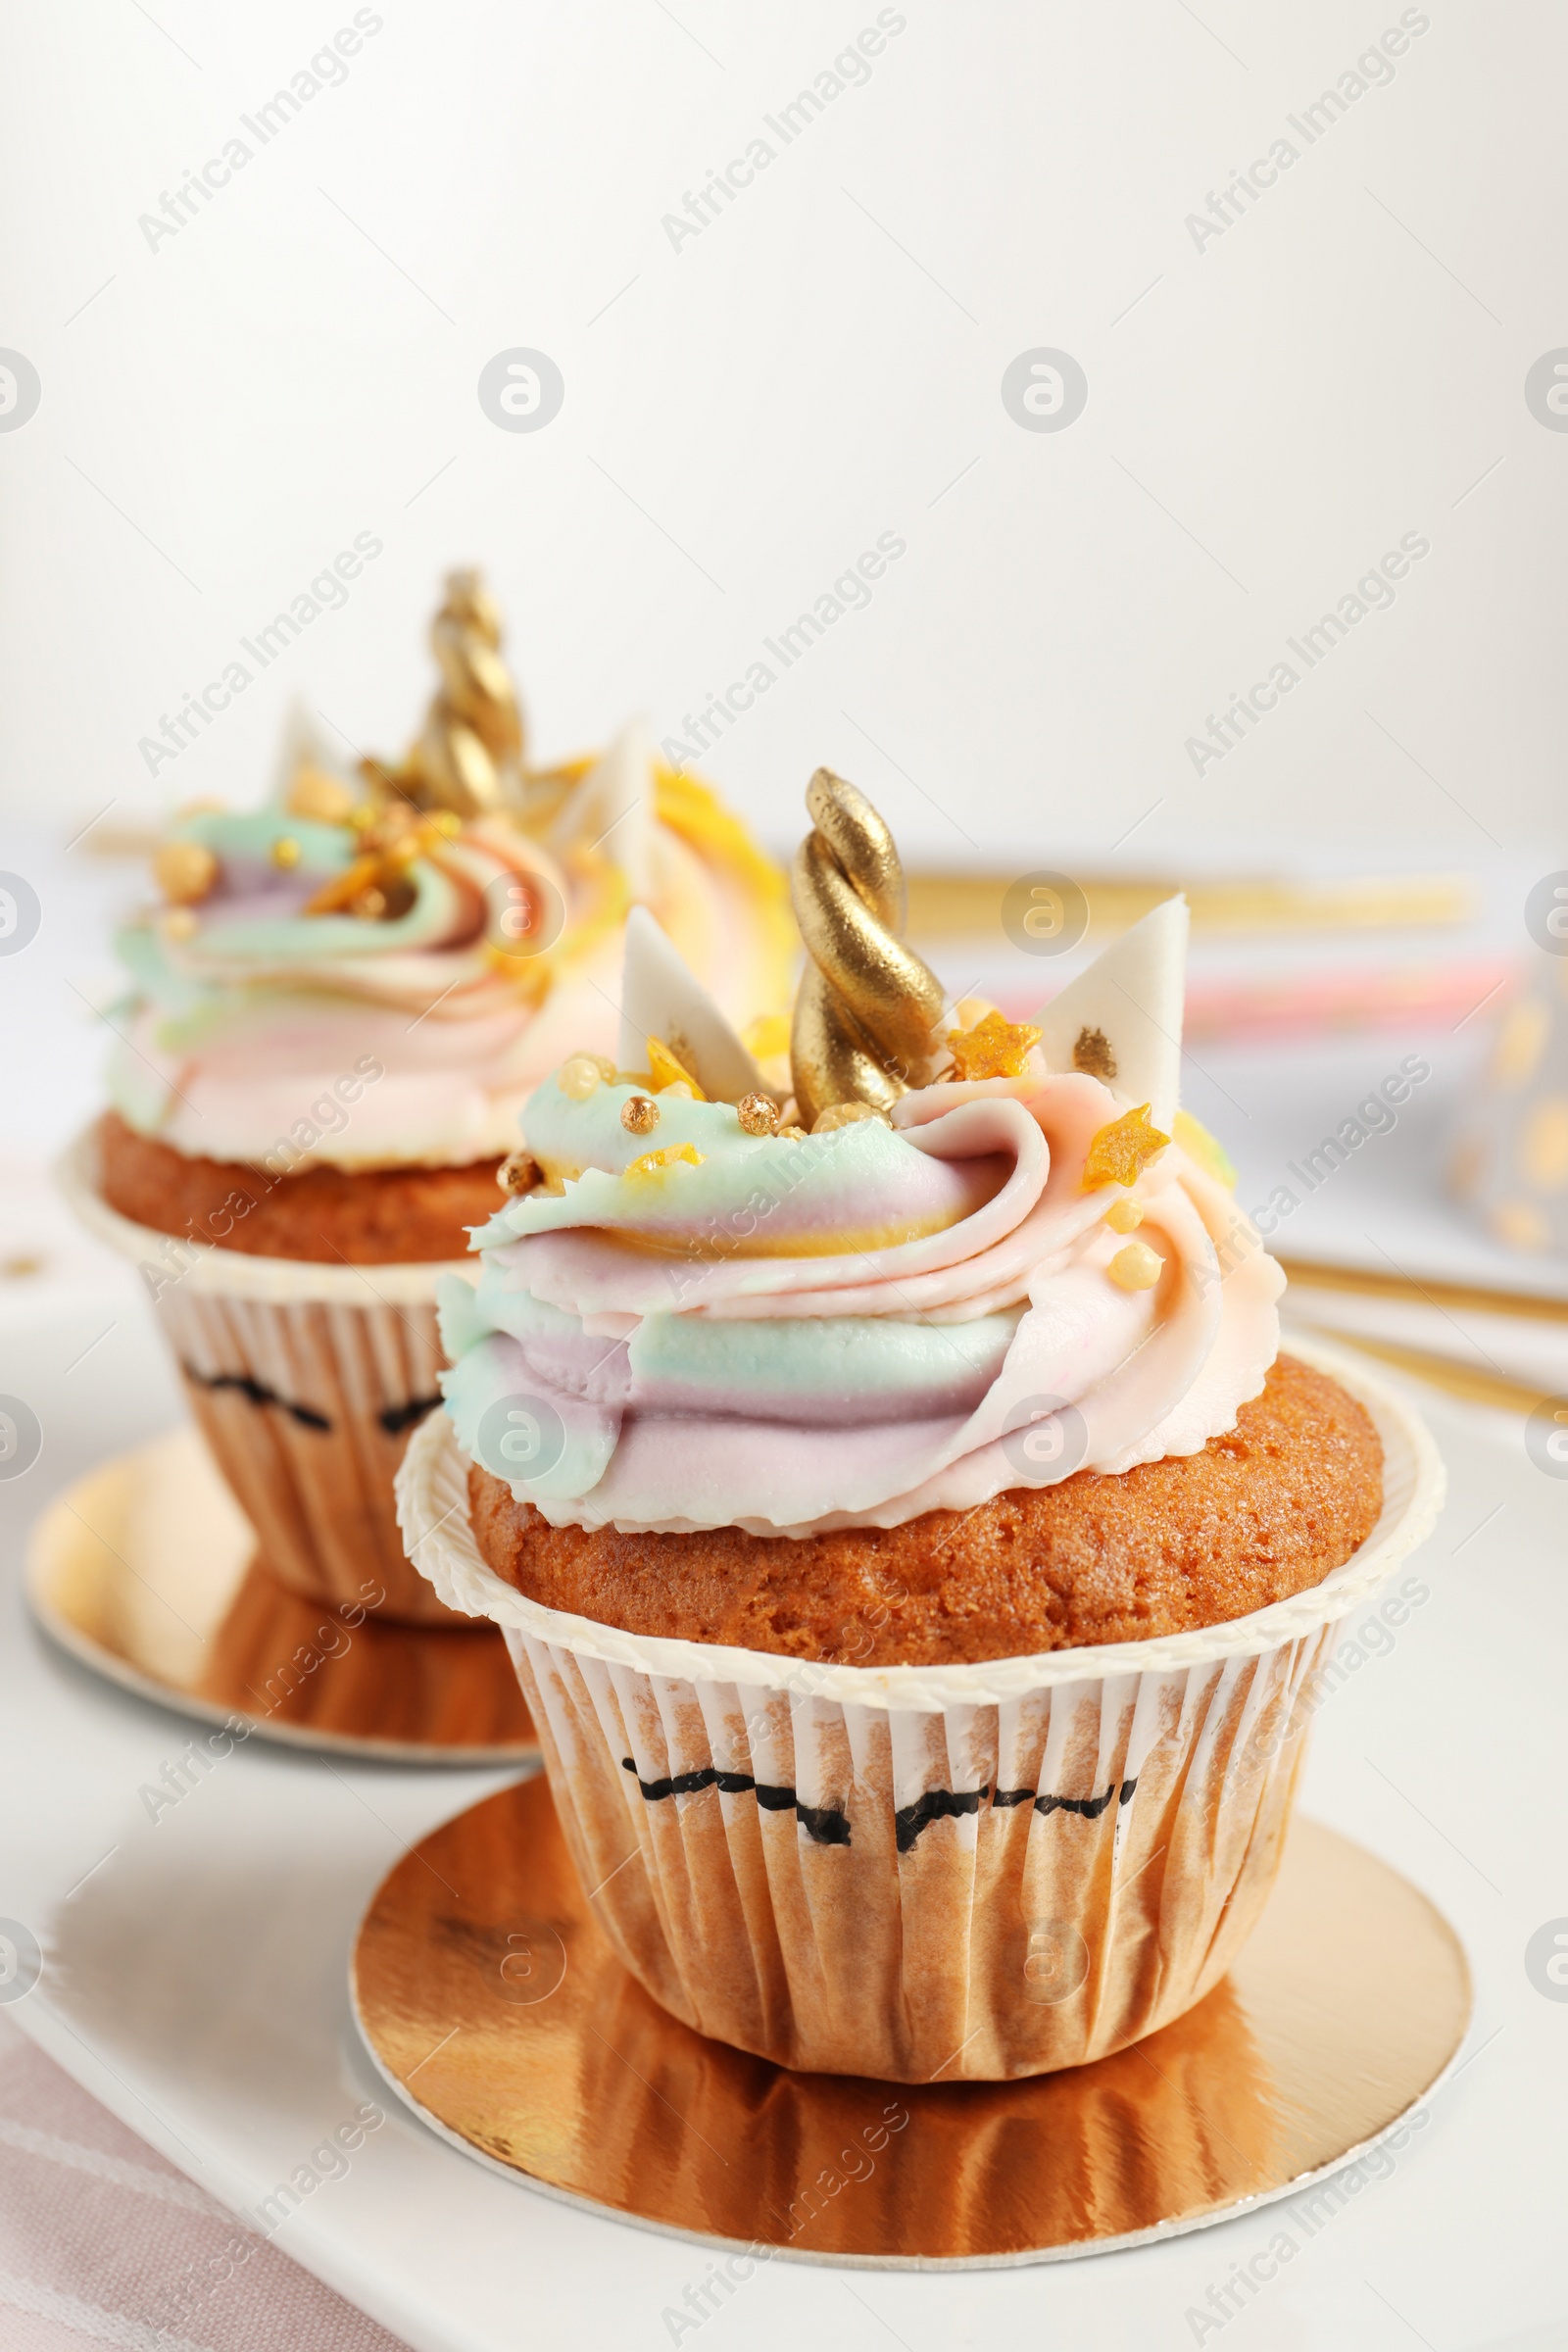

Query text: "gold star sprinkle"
[946, 1009, 1042, 1083]
[626, 1143, 705, 1179]
[647, 1036, 707, 1099]
[1083, 1103, 1171, 1190]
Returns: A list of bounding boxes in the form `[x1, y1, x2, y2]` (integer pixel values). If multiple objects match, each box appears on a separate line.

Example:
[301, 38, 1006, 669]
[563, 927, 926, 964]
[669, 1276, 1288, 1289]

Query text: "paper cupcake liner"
[59, 1126, 471, 1626]
[396, 1337, 1444, 2080]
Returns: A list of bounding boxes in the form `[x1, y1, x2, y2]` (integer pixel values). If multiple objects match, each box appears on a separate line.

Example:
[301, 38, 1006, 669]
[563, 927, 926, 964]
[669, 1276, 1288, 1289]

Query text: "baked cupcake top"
[108, 572, 793, 1173]
[439, 770, 1284, 1537]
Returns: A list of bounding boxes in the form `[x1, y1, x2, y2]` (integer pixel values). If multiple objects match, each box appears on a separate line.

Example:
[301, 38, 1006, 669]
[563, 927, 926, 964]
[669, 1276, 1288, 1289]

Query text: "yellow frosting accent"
[625, 1142, 706, 1179]
[1172, 1109, 1238, 1189]
[647, 1036, 707, 1099]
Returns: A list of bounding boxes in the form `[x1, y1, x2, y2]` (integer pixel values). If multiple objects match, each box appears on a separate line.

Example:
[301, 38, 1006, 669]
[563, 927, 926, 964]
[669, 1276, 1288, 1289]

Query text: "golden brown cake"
[469, 1355, 1382, 1664]
[99, 1110, 499, 1265]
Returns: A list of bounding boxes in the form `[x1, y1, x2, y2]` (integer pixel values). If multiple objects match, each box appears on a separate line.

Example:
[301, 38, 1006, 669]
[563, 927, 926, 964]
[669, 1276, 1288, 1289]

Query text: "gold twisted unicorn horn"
[790, 767, 947, 1128]
[375, 569, 525, 819]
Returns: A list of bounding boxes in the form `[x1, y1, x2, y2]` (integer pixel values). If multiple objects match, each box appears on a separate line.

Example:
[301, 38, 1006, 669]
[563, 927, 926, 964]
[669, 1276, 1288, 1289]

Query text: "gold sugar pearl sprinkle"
[153, 840, 218, 906]
[497, 1151, 540, 1196]
[1105, 1196, 1144, 1234]
[286, 767, 357, 826]
[163, 906, 198, 941]
[558, 1054, 604, 1102]
[620, 1094, 660, 1135]
[737, 1093, 780, 1137]
[811, 1101, 892, 1135]
[271, 835, 302, 870]
[1107, 1241, 1164, 1292]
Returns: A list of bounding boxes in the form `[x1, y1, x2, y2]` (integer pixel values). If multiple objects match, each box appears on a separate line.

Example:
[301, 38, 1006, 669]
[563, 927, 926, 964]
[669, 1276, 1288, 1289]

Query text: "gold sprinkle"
[351, 887, 387, 921]
[153, 839, 218, 906]
[1105, 1195, 1144, 1233]
[286, 765, 357, 826]
[430, 809, 462, 838]
[497, 1150, 540, 1196]
[348, 802, 379, 834]
[946, 1009, 1042, 1083]
[1072, 1025, 1117, 1081]
[621, 1094, 660, 1136]
[559, 1054, 604, 1102]
[1084, 1104, 1170, 1190]
[811, 1101, 892, 1135]
[626, 1142, 704, 1178]
[1107, 1241, 1164, 1291]
[778, 1124, 808, 1141]
[271, 835, 302, 870]
[647, 1036, 706, 1099]
[162, 906, 199, 941]
[737, 1093, 780, 1137]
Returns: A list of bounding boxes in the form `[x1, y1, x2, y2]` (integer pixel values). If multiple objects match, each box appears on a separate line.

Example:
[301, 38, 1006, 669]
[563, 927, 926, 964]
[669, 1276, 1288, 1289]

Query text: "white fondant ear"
[270, 698, 355, 802]
[548, 720, 654, 896]
[1032, 895, 1189, 1132]
[618, 906, 768, 1102]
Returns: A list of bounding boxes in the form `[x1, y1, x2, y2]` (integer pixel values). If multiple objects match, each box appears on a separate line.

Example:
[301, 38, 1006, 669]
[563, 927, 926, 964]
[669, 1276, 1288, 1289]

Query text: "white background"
[2, 0, 1565, 870]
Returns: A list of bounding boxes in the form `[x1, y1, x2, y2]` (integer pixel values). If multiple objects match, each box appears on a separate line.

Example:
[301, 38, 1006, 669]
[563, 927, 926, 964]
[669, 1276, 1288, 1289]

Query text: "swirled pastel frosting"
[439, 1066, 1284, 1538]
[108, 760, 793, 1171]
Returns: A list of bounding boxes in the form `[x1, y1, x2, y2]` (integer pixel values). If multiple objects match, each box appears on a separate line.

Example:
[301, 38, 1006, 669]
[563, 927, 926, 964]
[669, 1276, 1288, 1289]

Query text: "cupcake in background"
[64, 569, 793, 1622]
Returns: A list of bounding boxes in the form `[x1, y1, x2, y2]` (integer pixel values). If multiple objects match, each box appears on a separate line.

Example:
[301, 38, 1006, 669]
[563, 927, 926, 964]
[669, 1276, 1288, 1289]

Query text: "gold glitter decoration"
[1072, 1025, 1117, 1081]
[647, 1037, 707, 1099]
[368, 569, 524, 820]
[1084, 1104, 1171, 1191]
[789, 768, 946, 1128]
[621, 1095, 660, 1136]
[946, 1010, 1042, 1083]
[1107, 1241, 1164, 1291]
[737, 1093, 780, 1137]
[558, 1055, 604, 1102]
[302, 802, 439, 923]
[287, 765, 358, 826]
[811, 1102, 892, 1135]
[1105, 1196, 1144, 1233]
[498, 1151, 540, 1196]
[153, 840, 218, 905]
[271, 835, 302, 870]
[626, 1142, 704, 1179]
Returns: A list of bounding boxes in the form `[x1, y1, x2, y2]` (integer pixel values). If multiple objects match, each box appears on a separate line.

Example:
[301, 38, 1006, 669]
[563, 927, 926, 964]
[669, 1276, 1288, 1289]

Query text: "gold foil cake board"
[351, 1777, 1471, 2267]
[26, 1428, 536, 1763]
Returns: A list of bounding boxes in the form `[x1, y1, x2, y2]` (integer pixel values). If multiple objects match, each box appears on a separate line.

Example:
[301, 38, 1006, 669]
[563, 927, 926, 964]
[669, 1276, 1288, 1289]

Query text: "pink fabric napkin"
[0, 2014, 410, 2351]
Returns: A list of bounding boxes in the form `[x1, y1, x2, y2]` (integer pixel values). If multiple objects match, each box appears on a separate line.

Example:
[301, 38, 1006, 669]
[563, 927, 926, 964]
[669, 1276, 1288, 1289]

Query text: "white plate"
[0, 1311, 1561, 2352]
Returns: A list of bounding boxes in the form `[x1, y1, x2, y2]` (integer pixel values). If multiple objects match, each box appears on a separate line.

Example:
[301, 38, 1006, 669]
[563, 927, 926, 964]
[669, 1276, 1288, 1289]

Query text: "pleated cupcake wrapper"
[396, 1337, 1444, 2081]
[58, 1127, 470, 1625]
